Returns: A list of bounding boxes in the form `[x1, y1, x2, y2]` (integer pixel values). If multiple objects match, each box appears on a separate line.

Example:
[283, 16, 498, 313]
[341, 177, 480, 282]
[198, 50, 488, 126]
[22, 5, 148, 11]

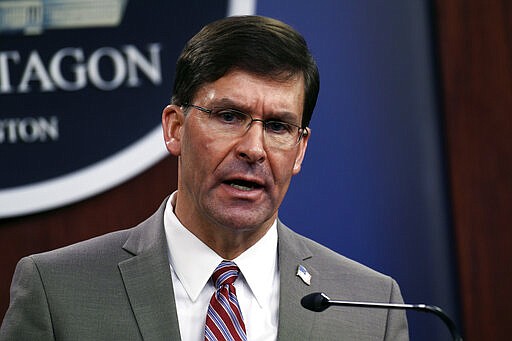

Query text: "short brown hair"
[171, 15, 320, 127]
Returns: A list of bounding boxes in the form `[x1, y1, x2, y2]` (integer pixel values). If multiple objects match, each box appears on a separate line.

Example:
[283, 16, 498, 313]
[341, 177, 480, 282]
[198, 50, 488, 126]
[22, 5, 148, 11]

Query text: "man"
[1, 16, 408, 340]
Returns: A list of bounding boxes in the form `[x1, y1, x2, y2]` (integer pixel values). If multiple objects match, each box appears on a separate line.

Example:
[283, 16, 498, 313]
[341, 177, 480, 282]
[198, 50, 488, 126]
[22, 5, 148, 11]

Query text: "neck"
[198, 223, 273, 259]
[172, 192, 275, 259]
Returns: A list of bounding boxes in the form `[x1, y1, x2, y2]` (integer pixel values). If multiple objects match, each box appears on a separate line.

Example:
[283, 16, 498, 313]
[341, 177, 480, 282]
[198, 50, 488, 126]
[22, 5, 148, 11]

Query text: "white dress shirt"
[163, 192, 280, 341]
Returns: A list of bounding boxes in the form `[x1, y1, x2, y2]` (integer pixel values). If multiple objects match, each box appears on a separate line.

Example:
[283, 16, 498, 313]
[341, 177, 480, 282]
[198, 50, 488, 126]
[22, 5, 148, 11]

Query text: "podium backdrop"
[2, 1, 512, 340]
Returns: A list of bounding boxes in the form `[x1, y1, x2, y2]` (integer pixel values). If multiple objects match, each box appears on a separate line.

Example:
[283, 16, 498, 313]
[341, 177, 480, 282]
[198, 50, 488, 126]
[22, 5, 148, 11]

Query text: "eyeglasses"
[183, 103, 308, 150]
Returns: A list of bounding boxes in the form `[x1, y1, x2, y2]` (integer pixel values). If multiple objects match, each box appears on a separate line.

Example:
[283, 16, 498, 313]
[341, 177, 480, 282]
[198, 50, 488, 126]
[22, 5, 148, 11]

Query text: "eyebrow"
[209, 97, 301, 124]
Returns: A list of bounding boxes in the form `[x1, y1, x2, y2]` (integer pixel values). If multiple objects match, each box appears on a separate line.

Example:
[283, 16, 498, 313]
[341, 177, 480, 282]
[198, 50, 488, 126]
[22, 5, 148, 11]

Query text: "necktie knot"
[212, 260, 240, 289]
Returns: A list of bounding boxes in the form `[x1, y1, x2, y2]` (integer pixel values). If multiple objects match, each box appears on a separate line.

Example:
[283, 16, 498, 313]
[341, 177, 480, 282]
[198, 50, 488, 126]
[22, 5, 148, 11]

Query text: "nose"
[235, 122, 266, 164]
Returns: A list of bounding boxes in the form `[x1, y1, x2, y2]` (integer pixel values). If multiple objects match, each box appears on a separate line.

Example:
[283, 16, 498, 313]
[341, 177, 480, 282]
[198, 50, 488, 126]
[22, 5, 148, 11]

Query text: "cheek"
[269, 153, 298, 186]
[182, 131, 231, 173]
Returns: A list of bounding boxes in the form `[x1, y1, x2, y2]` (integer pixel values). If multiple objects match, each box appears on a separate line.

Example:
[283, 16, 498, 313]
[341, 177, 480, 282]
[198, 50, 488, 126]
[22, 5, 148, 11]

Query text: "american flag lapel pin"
[296, 264, 311, 285]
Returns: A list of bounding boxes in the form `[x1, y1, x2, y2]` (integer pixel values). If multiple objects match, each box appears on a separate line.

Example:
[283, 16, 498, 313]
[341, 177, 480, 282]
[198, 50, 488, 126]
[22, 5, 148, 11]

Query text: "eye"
[266, 121, 293, 134]
[211, 109, 247, 125]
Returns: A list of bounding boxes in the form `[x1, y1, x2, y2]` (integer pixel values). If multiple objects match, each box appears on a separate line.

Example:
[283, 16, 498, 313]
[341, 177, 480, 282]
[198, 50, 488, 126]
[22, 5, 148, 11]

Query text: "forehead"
[193, 69, 305, 118]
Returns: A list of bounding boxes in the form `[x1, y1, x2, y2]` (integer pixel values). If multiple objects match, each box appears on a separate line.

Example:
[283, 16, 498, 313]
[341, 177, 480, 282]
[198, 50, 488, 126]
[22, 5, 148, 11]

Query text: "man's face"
[162, 69, 309, 236]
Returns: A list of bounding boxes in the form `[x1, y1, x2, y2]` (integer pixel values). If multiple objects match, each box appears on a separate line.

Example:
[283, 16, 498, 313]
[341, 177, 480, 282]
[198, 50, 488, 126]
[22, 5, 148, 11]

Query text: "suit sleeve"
[0, 256, 55, 341]
[384, 279, 409, 341]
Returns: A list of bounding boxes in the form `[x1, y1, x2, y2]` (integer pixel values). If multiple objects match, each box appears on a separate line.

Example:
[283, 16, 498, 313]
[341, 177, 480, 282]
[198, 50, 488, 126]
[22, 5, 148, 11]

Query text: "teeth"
[230, 182, 254, 191]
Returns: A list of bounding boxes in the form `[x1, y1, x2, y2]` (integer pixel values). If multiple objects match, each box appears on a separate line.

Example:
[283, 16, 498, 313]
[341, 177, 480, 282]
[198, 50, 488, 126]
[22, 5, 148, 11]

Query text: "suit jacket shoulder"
[0, 199, 181, 341]
[277, 221, 409, 340]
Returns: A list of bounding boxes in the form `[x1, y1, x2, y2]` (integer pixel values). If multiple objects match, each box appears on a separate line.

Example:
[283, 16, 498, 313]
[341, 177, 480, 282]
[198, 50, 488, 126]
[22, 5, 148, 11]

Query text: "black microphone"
[301, 292, 463, 341]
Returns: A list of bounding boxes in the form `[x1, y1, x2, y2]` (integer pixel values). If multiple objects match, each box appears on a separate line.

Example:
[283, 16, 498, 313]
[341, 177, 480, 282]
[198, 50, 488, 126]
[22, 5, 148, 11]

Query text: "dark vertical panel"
[434, 1, 512, 339]
[0, 156, 178, 318]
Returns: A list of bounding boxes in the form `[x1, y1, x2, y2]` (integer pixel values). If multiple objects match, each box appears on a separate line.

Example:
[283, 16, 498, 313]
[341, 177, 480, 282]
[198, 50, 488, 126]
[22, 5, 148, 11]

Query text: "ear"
[292, 127, 310, 175]
[162, 104, 184, 156]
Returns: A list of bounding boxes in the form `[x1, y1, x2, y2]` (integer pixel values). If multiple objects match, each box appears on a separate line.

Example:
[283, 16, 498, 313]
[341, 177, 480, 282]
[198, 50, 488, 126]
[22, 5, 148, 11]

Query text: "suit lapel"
[118, 199, 181, 340]
[277, 221, 318, 340]
[116, 204, 322, 340]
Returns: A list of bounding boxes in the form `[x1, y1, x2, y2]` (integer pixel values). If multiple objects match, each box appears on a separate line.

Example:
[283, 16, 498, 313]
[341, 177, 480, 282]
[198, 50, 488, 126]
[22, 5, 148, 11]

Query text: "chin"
[212, 211, 274, 232]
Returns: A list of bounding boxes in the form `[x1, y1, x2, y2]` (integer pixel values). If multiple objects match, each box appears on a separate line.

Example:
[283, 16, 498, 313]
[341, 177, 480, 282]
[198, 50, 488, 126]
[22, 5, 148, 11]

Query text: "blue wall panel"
[257, 1, 461, 339]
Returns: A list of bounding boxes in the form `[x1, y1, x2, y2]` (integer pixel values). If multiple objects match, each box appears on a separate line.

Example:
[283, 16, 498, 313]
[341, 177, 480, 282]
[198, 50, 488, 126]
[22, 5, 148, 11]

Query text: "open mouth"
[225, 179, 263, 191]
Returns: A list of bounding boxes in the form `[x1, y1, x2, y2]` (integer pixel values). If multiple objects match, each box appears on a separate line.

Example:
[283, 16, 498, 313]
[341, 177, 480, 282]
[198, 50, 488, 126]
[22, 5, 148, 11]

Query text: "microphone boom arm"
[301, 292, 463, 341]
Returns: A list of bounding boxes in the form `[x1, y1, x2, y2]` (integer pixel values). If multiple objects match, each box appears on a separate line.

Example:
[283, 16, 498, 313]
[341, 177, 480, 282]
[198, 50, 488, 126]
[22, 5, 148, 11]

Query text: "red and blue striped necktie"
[204, 260, 247, 341]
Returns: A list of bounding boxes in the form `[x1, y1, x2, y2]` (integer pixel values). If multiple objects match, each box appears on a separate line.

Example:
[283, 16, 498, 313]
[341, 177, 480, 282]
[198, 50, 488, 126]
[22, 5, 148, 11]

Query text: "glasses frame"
[182, 103, 309, 147]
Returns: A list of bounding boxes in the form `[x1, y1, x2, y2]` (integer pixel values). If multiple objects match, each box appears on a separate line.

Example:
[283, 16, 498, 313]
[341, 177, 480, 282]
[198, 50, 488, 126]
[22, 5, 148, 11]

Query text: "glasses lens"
[202, 107, 303, 149]
[208, 109, 250, 136]
[264, 121, 299, 148]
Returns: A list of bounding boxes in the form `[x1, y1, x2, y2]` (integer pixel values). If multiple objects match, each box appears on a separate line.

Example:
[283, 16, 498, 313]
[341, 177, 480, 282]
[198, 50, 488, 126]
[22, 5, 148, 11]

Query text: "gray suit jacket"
[1, 199, 408, 340]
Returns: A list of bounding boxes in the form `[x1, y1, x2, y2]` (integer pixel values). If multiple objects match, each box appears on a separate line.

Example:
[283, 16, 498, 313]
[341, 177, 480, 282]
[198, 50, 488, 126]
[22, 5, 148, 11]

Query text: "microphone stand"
[301, 292, 463, 341]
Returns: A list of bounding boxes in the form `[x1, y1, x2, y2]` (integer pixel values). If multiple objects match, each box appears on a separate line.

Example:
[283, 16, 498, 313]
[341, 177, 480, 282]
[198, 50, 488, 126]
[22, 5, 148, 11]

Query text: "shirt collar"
[163, 192, 278, 307]
[234, 223, 278, 308]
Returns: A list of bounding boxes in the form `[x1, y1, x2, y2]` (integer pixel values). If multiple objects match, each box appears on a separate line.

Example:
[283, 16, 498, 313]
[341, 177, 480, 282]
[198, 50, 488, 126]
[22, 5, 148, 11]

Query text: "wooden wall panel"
[0, 156, 178, 318]
[434, 1, 512, 339]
